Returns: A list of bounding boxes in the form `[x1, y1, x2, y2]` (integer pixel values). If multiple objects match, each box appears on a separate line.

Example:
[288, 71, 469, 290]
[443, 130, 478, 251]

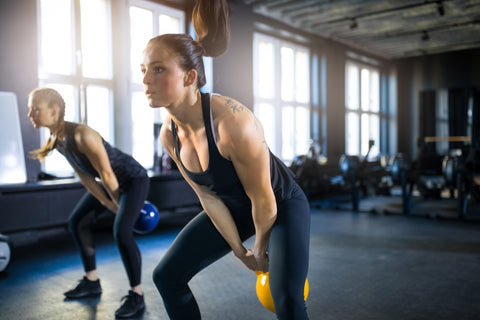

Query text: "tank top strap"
[171, 93, 219, 170]
[171, 119, 181, 162]
[201, 92, 217, 149]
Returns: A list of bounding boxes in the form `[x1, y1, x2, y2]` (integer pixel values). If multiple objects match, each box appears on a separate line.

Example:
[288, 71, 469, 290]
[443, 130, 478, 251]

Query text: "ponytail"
[145, 0, 231, 90]
[28, 88, 66, 162]
[192, 0, 230, 57]
[30, 135, 59, 162]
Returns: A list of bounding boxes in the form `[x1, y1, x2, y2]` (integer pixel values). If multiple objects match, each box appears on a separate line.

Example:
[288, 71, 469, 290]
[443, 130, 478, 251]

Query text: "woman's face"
[141, 42, 189, 109]
[27, 95, 55, 129]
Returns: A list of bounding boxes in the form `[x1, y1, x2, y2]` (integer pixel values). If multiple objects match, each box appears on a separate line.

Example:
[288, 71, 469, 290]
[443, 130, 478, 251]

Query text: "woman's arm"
[159, 116, 258, 270]
[74, 125, 120, 213]
[216, 96, 277, 273]
[73, 164, 118, 213]
[188, 181, 257, 269]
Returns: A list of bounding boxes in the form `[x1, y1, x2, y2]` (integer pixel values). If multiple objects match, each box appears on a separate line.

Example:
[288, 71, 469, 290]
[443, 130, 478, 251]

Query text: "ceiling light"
[349, 18, 358, 30]
[421, 30, 430, 41]
[437, 1, 445, 16]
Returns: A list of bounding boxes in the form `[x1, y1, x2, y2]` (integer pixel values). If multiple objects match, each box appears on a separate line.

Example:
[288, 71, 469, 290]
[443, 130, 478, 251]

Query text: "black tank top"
[56, 122, 147, 192]
[172, 93, 296, 215]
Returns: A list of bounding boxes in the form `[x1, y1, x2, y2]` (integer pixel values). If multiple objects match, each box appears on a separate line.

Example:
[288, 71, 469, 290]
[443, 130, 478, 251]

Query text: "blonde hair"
[28, 87, 66, 161]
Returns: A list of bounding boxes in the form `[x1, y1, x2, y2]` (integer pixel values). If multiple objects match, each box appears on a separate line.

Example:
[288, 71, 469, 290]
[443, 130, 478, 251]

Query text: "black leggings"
[68, 176, 150, 287]
[153, 185, 310, 320]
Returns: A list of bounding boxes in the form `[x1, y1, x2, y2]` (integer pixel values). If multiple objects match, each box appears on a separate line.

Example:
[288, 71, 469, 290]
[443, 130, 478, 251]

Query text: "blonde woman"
[28, 87, 149, 318]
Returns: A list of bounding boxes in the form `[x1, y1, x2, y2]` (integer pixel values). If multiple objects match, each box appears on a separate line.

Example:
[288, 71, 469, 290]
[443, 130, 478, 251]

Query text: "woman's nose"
[143, 70, 151, 85]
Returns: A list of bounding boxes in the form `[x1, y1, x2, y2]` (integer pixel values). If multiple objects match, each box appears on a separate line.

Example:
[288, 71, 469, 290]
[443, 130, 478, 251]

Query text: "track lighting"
[421, 30, 430, 41]
[437, 1, 445, 16]
[349, 18, 358, 30]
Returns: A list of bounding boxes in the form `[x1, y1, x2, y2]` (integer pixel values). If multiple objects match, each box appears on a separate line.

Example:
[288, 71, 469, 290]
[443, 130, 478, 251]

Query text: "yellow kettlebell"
[255, 271, 309, 313]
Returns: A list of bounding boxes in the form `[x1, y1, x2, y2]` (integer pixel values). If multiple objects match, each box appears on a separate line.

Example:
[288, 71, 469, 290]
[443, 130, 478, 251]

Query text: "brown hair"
[146, 0, 230, 90]
[192, 0, 230, 58]
[28, 87, 66, 161]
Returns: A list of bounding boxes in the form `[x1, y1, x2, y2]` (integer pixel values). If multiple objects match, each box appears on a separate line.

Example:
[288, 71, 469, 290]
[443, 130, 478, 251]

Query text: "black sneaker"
[115, 290, 145, 319]
[64, 276, 102, 299]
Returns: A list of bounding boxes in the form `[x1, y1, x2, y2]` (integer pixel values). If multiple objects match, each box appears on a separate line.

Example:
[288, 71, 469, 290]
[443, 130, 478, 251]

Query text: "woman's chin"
[149, 101, 164, 109]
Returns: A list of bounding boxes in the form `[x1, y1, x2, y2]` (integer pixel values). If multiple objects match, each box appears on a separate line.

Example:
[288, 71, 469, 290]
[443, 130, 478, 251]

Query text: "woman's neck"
[48, 119, 66, 141]
[168, 90, 204, 133]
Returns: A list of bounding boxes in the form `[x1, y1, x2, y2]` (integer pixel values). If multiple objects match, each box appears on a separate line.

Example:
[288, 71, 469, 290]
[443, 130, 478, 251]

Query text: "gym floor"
[1, 197, 480, 320]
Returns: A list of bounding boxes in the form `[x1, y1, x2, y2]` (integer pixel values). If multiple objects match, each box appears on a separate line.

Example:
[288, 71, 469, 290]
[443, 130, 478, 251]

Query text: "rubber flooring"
[1, 200, 480, 319]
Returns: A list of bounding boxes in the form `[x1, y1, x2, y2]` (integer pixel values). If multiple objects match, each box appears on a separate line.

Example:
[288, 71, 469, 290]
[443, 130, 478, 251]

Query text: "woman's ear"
[184, 69, 198, 87]
[51, 103, 60, 118]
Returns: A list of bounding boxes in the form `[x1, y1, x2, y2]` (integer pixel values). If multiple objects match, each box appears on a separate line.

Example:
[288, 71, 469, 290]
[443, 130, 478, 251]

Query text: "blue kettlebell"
[134, 201, 160, 234]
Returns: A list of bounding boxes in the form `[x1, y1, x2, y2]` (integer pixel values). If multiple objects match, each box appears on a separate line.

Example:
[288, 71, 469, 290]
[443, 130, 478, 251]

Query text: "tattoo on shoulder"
[262, 140, 268, 150]
[225, 98, 246, 114]
[253, 116, 260, 130]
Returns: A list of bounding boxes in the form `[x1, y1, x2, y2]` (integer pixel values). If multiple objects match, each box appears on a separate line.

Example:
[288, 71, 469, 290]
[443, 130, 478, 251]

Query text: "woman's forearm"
[252, 201, 277, 257]
[100, 171, 120, 206]
[78, 171, 117, 211]
[201, 195, 245, 255]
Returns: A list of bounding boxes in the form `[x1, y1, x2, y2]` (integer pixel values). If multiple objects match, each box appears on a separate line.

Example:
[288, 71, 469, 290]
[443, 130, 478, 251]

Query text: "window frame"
[253, 32, 311, 163]
[37, 0, 115, 176]
[128, 0, 185, 169]
[345, 59, 382, 159]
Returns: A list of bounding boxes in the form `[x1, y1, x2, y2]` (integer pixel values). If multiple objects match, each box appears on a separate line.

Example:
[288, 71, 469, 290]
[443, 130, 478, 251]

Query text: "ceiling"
[243, 0, 480, 60]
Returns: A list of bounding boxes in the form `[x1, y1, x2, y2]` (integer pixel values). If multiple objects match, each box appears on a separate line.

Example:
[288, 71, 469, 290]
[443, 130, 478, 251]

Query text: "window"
[253, 33, 311, 163]
[129, 1, 185, 169]
[467, 94, 474, 138]
[386, 68, 398, 155]
[345, 61, 380, 159]
[38, 0, 113, 176]
[436, 89, 449, 154]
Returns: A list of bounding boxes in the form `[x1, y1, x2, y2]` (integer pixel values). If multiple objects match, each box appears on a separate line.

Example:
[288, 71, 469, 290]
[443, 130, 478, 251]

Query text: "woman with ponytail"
[144, 0, 310, 319]
[28, 87, 150, 319]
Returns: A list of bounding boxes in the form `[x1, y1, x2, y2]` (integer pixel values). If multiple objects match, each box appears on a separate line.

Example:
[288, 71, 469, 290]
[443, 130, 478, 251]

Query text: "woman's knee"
[152, 262, 163, 286]
[112, 225, 133, 248]
[152, 259, 176, 292]
[68, 213, 84, 236]
[67, 216, 76, 234]
[273, 294, 308, 320]
[113, 211, 135, 243]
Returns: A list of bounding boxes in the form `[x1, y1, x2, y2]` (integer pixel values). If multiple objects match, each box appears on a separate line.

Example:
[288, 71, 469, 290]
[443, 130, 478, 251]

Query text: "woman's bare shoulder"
[212, 94, 252, 117]
[71, 123, 102, 150]
[212, 94, 263, 158]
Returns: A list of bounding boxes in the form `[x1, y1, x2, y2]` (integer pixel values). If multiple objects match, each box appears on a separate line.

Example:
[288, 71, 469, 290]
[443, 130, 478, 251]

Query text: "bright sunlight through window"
[254, 33, 311, 163]
[38, 0, 114, 176]
[345, 61, 380, 158]
[129, 1, 185, 169]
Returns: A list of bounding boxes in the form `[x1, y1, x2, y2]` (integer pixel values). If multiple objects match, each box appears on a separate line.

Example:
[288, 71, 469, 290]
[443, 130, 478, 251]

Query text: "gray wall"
[0, 0, 40, 182]
[396, 48, 480, 158]
[213, 1, 254, 109]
